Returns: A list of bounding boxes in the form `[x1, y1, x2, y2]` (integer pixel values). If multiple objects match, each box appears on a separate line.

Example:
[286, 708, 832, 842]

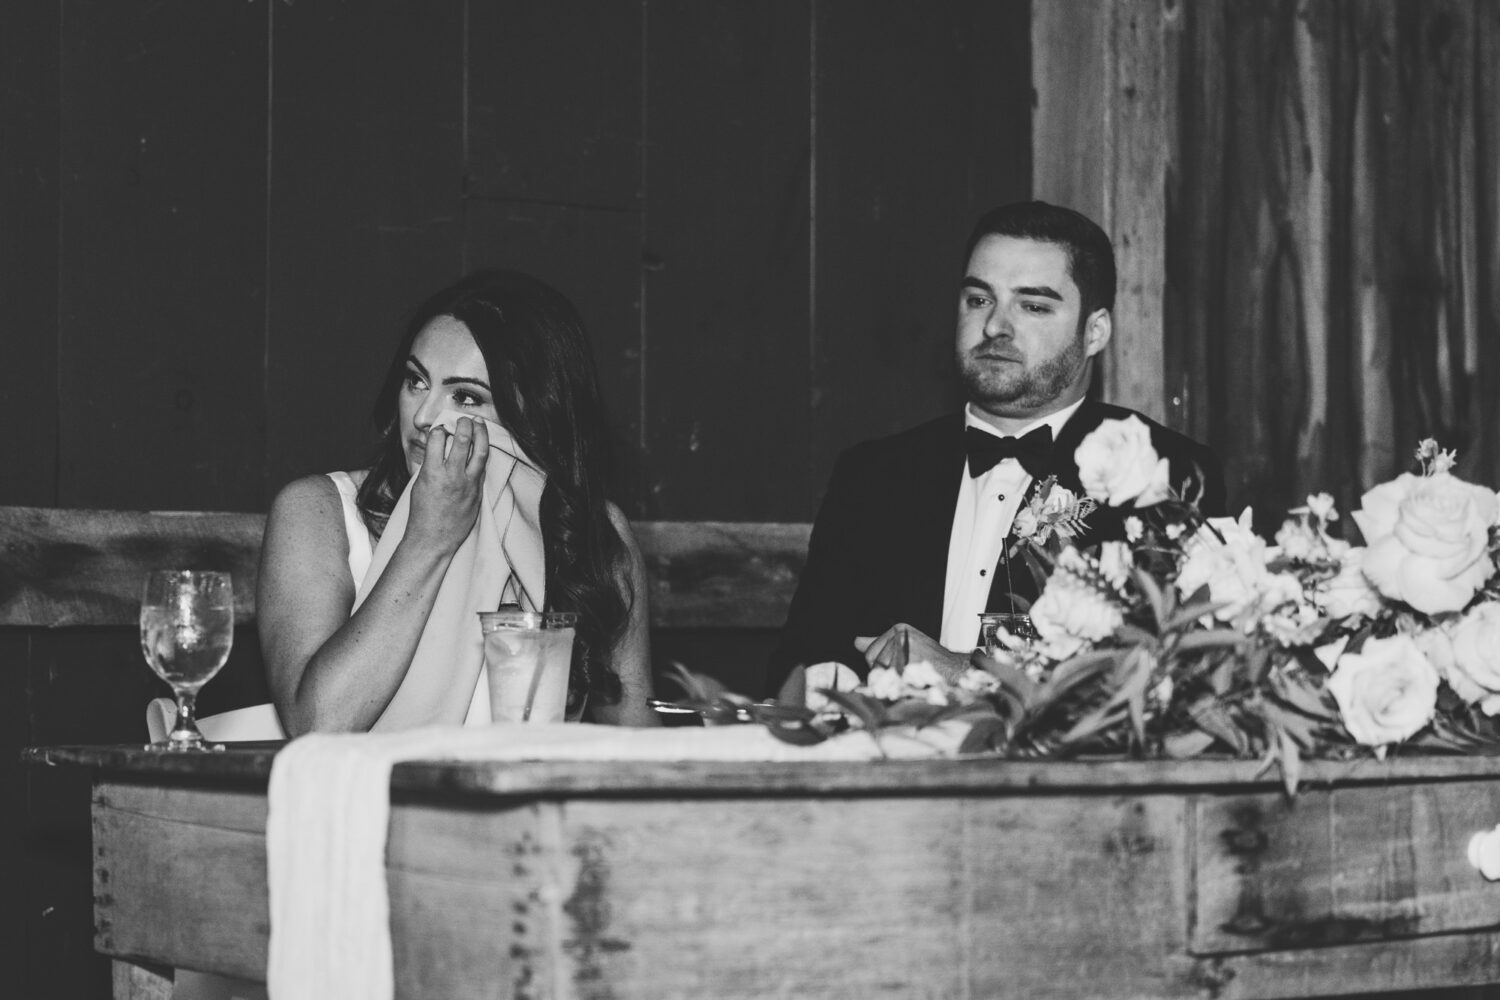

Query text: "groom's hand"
[855, 625, 969, 683]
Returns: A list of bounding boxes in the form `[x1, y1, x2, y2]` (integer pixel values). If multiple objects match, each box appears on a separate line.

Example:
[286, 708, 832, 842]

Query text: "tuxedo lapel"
[900, 415, 965, 636]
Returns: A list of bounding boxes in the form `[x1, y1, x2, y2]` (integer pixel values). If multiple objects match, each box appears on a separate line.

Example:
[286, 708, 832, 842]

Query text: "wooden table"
[23, 745, 1500, 999]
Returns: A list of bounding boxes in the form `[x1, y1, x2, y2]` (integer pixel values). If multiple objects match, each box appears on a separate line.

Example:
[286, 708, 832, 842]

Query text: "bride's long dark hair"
[357, 269, 629, 707]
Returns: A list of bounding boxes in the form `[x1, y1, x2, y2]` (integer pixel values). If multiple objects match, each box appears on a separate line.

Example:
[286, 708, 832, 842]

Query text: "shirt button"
[980, 569, 987, 577]
[998, 494, 1006, 501]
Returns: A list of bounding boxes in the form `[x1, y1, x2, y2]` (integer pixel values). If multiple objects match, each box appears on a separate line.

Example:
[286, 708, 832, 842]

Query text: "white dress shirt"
[938, 400, 1084, 651]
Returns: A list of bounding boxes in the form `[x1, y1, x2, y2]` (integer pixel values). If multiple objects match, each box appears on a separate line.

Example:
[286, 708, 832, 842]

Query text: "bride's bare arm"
[259, 420, 488, 734]
[587, 504, 658, 727]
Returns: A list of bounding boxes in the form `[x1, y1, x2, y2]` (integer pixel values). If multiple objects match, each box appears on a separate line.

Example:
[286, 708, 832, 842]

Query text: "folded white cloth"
[265, 721, 964, 999]
[360, 411, 547, 730]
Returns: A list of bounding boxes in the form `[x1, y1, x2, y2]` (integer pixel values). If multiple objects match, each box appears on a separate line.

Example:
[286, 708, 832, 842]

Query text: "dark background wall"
[0, 2, 1031, 997]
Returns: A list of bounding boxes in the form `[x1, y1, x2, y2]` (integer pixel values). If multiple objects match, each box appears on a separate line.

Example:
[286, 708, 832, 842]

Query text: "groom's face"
[955, 235, 1111, 420]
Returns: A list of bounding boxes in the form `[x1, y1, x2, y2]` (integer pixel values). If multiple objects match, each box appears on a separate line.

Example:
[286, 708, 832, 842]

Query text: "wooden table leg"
[111, 959, 172, 1000]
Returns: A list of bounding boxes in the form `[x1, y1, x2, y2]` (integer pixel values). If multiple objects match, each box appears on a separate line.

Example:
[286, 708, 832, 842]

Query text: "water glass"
[977, 612, 1039, 655]
[478, 610, 578, 723]
[140, 570, 235, 751]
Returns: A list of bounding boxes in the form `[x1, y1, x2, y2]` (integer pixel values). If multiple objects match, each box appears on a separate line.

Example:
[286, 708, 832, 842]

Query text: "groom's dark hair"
[963, 201, 1117, 319]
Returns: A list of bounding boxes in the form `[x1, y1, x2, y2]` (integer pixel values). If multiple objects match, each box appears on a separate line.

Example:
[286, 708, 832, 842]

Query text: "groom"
[770, 201, 1226, 699]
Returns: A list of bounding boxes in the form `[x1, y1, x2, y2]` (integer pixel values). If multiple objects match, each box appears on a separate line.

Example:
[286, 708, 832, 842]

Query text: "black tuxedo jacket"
[768, 399, 1226, 692]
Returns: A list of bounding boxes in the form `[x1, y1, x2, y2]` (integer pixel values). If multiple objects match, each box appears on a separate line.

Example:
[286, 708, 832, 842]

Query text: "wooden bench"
[0, 505, 810, 632]
[0, 504, 810, 712]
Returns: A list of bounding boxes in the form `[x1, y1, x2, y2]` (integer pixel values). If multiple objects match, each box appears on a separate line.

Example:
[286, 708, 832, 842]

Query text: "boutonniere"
[1009, 476, 1096, 556]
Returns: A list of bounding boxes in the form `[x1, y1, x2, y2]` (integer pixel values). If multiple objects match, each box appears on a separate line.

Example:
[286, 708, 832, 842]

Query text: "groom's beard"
[958, 317, 1089, 413]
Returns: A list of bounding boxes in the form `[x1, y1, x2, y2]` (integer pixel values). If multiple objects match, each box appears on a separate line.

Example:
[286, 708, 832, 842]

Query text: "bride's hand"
[407, 417, 490, 553]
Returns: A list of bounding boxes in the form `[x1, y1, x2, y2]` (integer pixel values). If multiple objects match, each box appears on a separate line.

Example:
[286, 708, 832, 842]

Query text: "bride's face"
[398, 316, 502, 475]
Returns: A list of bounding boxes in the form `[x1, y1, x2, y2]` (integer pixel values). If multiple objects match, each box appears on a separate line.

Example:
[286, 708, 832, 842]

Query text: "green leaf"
[1163, 729, 1216, 758]
[819, 689, 889, 732]
[1133, 566, 1171, 630]
[1171, 629, 1248, 654]
[992, 591, 1035, 614]
[1021, 545, 1053, 597]
[1030, 651, 1119, 716]
[969, 649, 1040, 707]
[1277, 726, 1303, 797]
[1209, 656, 1239, 696]
[1187, 696, 1251, 754]
[751, 701, 820, 725]
[1127, 681, 1147, 747]
[663, 660, 733, 705]
[1115, 623, 1159, 647]
[885, 700, 955, 726]
[958, 716, 1012, 755]
[1161, 601, 1233, 634]
[763, 718, 831, 746]
[1060, 700, 1129, 745]
[1267, 671, 1338, 721]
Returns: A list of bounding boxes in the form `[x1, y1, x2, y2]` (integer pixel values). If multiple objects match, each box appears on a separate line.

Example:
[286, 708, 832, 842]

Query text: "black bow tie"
[965, 425, 1053, 479]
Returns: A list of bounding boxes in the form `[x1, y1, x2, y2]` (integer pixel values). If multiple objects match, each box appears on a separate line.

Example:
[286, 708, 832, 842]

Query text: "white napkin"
[359, 411, 546, 730]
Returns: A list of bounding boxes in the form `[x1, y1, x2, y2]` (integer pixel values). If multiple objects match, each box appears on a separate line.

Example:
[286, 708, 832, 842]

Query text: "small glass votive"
[977, 612, 1039, 655]
[478, 610, 578, 723]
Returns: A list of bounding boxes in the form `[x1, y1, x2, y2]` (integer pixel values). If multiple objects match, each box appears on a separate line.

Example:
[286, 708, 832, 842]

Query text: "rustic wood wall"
[0, 2, 1030, 998]
[1038, 0, 1500, 524]
[1172, 0, 1500, 524]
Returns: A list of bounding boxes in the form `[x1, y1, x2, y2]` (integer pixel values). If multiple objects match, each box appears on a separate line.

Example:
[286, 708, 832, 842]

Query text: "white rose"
[1306, 493, 1338, 521]
[1469, 824, 1500, 881]
[1275, 518, 1319, 561]
[1326, 634, 1439, 747]
[1175, 508, 1298, 631]
[1012, 507, 1040, 540]
[1316, 547, 1385, 620]
[1354, 472, 1499, 615]
[1446, 604, 1500, 714]
[1038, 485, 1080, 518]
[1030, 550, 1124, 659]
[1097, 541, 1132, 591]
[1073, 415, 1173, 507]
[957, 668, 1001, 695]
[1313, 635, 1349, 671]
[899, 660, 950, 704]
[865, 666, 903, 701]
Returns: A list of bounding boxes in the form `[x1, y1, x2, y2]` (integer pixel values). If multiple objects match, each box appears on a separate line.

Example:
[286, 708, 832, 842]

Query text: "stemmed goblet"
[140, 570, 235, 752]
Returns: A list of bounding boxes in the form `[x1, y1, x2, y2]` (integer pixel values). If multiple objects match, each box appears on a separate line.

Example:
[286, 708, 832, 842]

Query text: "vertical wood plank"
[1033, 0, 1177, 426]
[0, 1, 60, 507]
[1476, 0, 1500, 490]
[0, 635, 32, 1000]
[1106, 0, 1179, 424]
[1032, 0, 1108, 229]
[56, 0, 269, 512]
[464, 1, 641, 211]
[642, 0, 812, 520]
[265, 1, 465, 498]
[812, 0, 1030, 508]
[1163, 0, 1226, 449]
[463, 0, 644, 512]
[0, 11, 58, 995]
[462, 201, 644, 510]
[1350, 0, 1398, 491]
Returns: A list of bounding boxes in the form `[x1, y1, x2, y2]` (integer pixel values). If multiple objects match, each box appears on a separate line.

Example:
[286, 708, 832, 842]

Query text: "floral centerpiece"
[672, 433, 1500, 795]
